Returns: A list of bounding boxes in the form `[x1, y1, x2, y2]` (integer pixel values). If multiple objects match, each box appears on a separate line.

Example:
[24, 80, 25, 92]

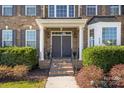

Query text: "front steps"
[49, 59, 74, 76]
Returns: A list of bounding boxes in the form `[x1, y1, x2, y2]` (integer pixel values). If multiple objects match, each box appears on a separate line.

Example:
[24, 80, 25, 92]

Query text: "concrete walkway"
[45, 76, 79, 88]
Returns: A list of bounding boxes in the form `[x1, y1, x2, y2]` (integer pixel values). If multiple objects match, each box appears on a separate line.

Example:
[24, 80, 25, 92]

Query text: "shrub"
[109, 64, 124, 87]
[0, 47, 38, 69]
[13, 65, 29, 78]
[0, 65, 29, 80]
[83, 46, 124, 72]
[0, 65, 13, 79]
[76, 65, 104, 88]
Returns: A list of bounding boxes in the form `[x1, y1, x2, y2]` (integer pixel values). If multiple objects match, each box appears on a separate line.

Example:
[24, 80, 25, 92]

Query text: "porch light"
[5, 25, 8, 29]
[29, 26, 32, 30]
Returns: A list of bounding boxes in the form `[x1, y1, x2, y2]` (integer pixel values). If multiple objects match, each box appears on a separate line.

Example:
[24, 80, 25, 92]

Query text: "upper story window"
[86, 5, 97, 16]
[2, 5, 13, 16]
[2, 30, 13, 47]
[25, 5, 36, 16]
[102, 27, 117, 45]
[109, 5, 121, 16]
[26, 30, 36, 48]
[48, 5, 75, 18]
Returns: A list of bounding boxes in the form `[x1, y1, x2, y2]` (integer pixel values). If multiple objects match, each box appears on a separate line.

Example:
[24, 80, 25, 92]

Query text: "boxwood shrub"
[83, 46, 124, 72]
[0, 47, 38, 69]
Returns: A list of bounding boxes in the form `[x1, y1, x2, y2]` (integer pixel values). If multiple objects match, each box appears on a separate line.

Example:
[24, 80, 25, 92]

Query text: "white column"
[39, 26, 44, 61]
[79, 26, 83, 61]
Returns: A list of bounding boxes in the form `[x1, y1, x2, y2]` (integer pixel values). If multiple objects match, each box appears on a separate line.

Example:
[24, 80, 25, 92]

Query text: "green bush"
[83, 46, 124, 72]
[0, 47, 38, 69]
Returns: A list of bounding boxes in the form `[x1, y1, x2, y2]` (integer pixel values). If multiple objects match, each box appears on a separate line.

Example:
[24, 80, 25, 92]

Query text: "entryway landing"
[49, 59, 74, 77]
[45, 58, 79, 88]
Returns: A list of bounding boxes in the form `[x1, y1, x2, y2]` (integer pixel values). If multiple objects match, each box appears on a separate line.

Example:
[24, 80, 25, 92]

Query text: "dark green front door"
[52, 32, 71, 58]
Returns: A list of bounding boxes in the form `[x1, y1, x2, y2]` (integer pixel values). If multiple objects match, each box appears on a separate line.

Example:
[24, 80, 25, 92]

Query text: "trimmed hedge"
[0, 47, 38, 69]
[83, 46, 124, 72]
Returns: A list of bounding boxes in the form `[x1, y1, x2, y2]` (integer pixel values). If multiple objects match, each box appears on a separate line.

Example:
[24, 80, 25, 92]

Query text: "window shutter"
[75, 5, 78, 18]
[106, 5, 110, 15]
[0, 29, 2, 47]
[21, 30, 25, 46]
[45, 5, 48, 18]
[12, 5, 17, 16]
[13, 30, 17, 46]
[36, 5, 41, 16]
[121, 5, 124, 15]
[21, 5, 25, 16]
[36, 30, 40, 55]
[0, 5, 2, 16]
[82, 5, 86, 16]
[98, 5, 102, 15]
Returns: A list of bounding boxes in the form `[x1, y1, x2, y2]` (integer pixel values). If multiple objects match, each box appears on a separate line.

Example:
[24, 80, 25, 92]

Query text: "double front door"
[52, 32, 72, 58]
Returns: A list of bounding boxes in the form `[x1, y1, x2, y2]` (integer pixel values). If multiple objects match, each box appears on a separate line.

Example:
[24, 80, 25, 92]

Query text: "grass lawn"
[0, 80, 46, 88]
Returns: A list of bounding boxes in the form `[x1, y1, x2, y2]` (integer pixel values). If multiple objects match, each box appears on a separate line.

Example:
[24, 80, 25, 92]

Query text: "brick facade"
[0, 5, 124, 58]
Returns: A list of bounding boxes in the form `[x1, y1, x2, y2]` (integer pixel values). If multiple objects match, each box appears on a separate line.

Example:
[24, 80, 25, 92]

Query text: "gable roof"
[87, 16, 120, 25]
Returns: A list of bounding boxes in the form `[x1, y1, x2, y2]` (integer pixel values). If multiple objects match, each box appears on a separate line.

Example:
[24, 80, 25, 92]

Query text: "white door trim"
[51, 31, 73, 58]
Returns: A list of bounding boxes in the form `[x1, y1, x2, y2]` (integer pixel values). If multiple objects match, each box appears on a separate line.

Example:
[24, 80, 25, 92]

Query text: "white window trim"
[2, 29, 13, 47]
[102, 27, 117, 45]
[48, 5, 75, 18]
[86, 5, 98, 16]
[2, 5, 13, 16]
[110, 5, 121, 16]
[25, 30, 36, 48]
[88, 22, 121, 47]
[25, 5, 36, 16]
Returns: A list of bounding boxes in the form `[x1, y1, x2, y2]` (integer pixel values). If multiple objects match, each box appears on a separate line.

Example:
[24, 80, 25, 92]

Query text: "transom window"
[2, 5, 13, 16]
[26, 30, 36, 48]
[86, 5, 97, 16]
[109, 5, 120, 16]
[25, 5, 36, 16]
[48, 5, 75, 18]
[2, 30, 13, 47]
[102, 27, 117, 45]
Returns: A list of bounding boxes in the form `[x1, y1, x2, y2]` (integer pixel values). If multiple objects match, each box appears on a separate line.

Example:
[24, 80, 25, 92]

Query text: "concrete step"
[51, 63, 72, 66]
[49, 59, 74, 76]
[50, 68, 73, 72]
[49, 71, 74, 76]
[50, 67, 73, 70]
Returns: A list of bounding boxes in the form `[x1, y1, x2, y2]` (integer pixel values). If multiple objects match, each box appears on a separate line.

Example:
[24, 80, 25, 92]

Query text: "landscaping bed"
[0, 47, 49, 88]
[76, 46, 124, 88]
[0, 68, 49, 88]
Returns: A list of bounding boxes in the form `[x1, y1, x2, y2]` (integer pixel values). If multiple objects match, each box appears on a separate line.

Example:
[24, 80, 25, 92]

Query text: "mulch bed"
[27, 68, 49, 81]
[0, 68, 49, 83]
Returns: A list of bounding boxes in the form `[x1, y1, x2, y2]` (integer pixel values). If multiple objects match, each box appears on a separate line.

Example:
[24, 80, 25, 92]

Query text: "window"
[69, 5, 75, 17]
[2, 30, 13, 47]
[49, 5, 54, 17]
[26, 30, 36, 48]
[25, 5, 36, 16]
[56, 5, 67, 17]
[89, 29, 94, 47]
[102, 27, 117, 45]
[2, 5, 13, 16]
[109, 5, 120, 15]
[48, 5, 75, 18]
[86, 5, 97, 16]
